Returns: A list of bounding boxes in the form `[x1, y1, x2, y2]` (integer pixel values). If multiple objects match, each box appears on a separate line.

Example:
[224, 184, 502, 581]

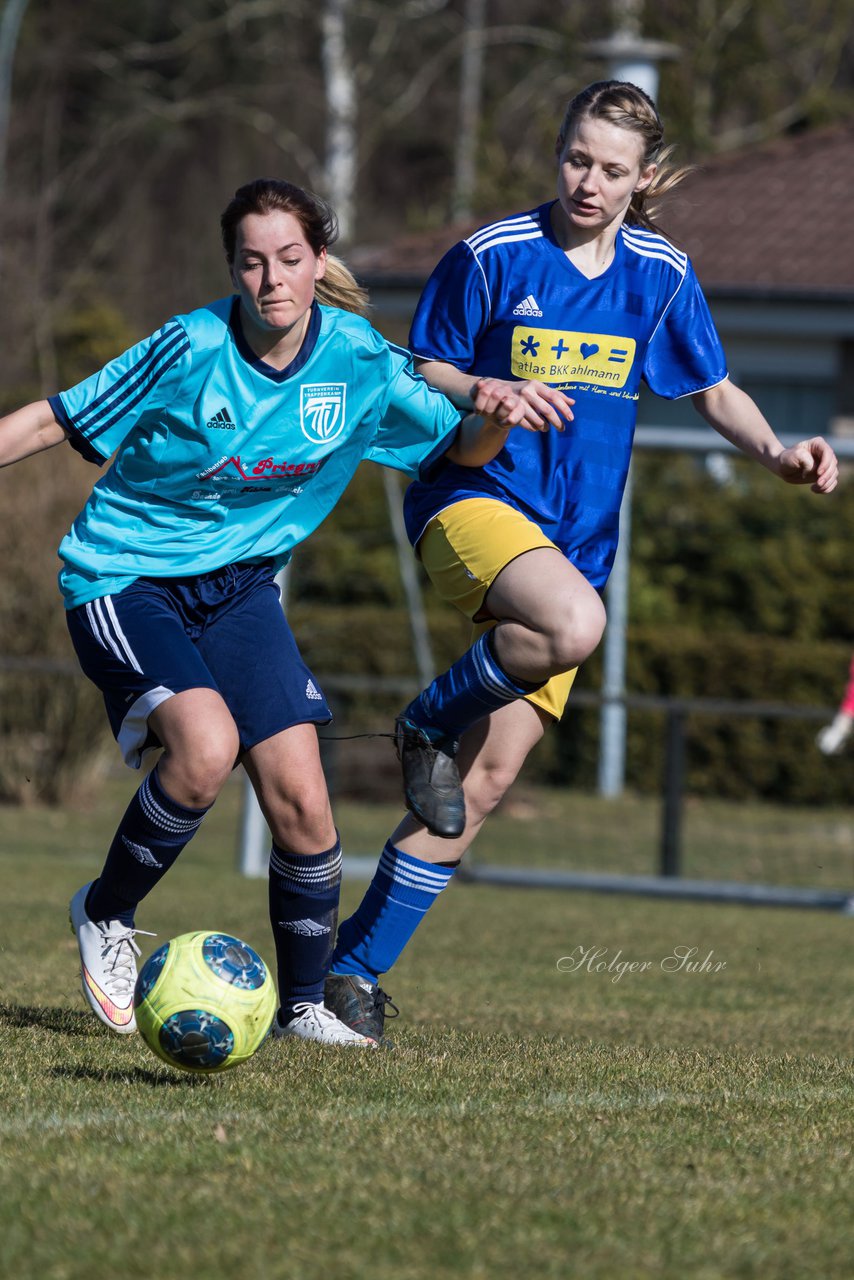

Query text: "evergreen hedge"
[553, 628, 851, 805]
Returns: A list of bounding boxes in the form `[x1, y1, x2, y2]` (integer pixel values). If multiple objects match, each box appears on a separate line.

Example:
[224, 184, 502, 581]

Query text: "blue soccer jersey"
[50, 298, 463, 607]
[405, 202, 728, 590]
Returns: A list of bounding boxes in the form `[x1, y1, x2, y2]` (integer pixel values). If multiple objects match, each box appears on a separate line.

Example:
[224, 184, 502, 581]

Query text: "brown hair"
[557, 81, 691, 233]
[220, 179, 370, 316]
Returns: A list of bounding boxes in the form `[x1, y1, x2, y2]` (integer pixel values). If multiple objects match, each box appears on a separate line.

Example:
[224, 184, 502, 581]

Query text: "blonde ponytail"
[317, 254, 371, 318]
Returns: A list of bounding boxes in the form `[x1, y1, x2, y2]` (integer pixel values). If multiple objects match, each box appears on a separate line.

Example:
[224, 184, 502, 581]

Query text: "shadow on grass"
[0, 1002, 219, 1086]
[0, 1001, 98, 1037]
[49, 1063, 212, 1088]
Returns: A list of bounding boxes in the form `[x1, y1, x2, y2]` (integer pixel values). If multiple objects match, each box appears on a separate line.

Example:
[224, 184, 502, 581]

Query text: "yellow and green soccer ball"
[134, 931, 277, 1073]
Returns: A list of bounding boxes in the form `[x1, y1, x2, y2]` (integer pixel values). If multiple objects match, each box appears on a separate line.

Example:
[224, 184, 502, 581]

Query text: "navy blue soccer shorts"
[66, 561, 332, 769]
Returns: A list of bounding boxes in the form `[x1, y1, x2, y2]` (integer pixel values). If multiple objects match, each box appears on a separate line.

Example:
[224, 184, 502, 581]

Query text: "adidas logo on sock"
[305, 679, 323, 701]
[206, 406, 236, 430]
[279, 918, 331, 937]
[122, 836, 162, 869]
[512, 294, 543, 317]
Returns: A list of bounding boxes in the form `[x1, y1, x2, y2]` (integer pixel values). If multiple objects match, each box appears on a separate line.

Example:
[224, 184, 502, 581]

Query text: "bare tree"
[323, 0, 357, 241]
[452, 0, 486, 220]
[0, 0, 29, 201]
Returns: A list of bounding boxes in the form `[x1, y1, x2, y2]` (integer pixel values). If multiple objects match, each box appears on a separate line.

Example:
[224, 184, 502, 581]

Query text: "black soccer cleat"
[394, 715, 466, 839]
[324, 973, 399, 1048]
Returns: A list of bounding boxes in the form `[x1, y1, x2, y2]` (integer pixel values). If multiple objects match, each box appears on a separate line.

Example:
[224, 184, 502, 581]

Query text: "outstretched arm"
[692, 378, 838, 494]
[444, 377, 555, 467]
[0, 400, 68, 468]
[416, 358, 574, 432]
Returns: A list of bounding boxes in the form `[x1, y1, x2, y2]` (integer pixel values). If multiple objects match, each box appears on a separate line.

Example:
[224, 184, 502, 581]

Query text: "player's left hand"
[775, 437, 838, 493]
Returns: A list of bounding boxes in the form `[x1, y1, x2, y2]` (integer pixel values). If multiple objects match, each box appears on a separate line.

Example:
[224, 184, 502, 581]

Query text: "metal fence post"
[598, 463, 632, 797]
[660, 706, 686, 877]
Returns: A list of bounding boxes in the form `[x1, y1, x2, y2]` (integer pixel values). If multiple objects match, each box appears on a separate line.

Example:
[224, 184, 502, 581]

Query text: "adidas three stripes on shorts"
[66, 560, 332, 768]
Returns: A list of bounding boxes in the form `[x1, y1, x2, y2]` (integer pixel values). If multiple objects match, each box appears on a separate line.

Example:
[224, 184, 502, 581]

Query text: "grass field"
[1, 778, 852, 1279]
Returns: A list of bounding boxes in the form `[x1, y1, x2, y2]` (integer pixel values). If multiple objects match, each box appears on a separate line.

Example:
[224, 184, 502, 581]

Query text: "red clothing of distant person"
[840, 655, 854, 716]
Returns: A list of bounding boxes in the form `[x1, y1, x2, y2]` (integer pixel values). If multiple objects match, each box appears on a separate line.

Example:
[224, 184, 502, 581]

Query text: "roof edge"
[356, 272, 854, 305]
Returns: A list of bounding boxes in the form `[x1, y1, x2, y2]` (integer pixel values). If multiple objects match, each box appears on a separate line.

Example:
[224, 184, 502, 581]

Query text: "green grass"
[1, 780, 852, 1279]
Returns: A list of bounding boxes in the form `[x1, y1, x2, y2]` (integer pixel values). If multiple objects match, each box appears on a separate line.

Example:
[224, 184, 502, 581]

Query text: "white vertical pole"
[382, 467, 435, 688]
[597, 463, 632, 797]
[238, 775, 270, 879]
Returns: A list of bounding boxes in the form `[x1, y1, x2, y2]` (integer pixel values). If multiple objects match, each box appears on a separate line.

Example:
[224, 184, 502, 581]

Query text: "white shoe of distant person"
[816, 712, 854, 756]
[273, 1001, 378, 1046]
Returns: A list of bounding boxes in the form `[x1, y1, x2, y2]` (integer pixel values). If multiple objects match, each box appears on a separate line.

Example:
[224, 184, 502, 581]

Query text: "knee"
[267, 785, 336, 853]
[546, 593, 607, 670]
[164, 730, 239, 809]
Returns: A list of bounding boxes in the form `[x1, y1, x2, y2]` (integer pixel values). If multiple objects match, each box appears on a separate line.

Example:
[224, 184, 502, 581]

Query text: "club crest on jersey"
[300, 383, 346, 444]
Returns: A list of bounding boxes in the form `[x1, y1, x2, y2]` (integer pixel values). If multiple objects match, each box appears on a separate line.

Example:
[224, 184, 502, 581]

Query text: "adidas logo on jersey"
[305, 679, 323, 701]
[206, 406, 236, 430]
[278, 918, 331, 937]
[512, 294, 543, 317]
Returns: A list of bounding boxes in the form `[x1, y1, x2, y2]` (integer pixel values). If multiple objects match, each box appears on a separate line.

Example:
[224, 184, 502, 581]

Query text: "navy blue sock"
[331, 841, 457, 983]
[403, 629, 542, 740]
[85, 767, 209, 927]
[268, 837, 342, 1021]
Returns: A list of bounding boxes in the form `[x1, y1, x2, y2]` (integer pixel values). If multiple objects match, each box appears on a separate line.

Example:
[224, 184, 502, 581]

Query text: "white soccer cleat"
[272, 1001, 378, 1047]
[69, 882, 151, 1034]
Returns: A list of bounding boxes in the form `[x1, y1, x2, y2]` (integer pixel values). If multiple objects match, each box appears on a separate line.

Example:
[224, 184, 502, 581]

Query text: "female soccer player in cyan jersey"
[325, 81, 839, 1044]
[0, 178, 530, 1046]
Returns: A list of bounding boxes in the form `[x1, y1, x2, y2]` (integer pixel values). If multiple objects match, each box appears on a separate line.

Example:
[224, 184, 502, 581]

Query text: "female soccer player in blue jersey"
[325, 81, 839, 1043]
[0, 178, 528, 1046]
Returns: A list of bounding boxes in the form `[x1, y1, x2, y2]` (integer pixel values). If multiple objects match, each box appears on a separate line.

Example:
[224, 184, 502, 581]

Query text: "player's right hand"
[471, 379, 527, 429]
[472, 378, 573, 433]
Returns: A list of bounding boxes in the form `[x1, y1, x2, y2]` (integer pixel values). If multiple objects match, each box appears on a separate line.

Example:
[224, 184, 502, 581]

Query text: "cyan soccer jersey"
[405, 201, 727, 589]
[50, 298, 462, 607]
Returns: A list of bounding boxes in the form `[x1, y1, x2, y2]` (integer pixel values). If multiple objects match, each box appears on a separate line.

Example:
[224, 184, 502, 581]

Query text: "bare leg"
[393, 698, 550, 863]
[325, 698, 553, 1022]
[71, 687, 241, 1033]
[396, 547, 601, 837]
[150, 687, 240, 807]
[242, 722, 336, 853]
[87, 686, 241, 919]
[481, 546, 605, 682]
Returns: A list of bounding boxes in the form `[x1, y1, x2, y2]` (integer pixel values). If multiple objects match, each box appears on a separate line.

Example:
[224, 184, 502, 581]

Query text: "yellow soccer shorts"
[417, 497, 579, 721]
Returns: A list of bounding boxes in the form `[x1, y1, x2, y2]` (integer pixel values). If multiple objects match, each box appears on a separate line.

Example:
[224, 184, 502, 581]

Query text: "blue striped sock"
[404, 630, 541, 740]
[331, 842, 456, 982]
